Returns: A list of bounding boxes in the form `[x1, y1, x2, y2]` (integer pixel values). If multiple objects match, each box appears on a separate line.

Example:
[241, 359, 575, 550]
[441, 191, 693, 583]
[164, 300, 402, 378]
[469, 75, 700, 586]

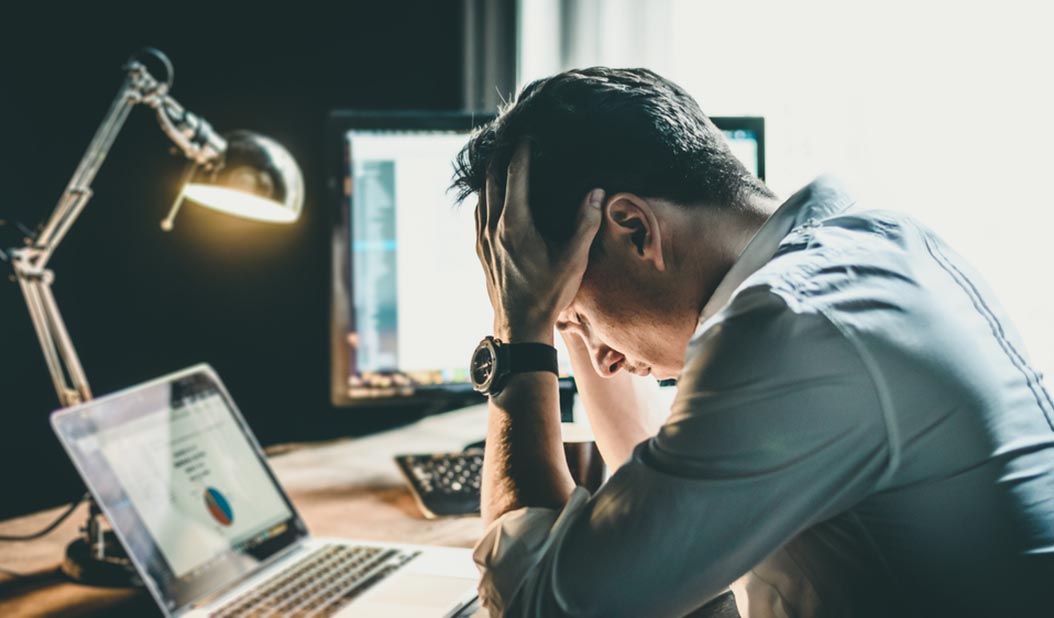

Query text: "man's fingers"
[475, 196, 483, 241]
[502, 142, 531, 228]
[568, 188, 605, 263]
[485, 174, 501, 231]
[474, 197, 486, 261]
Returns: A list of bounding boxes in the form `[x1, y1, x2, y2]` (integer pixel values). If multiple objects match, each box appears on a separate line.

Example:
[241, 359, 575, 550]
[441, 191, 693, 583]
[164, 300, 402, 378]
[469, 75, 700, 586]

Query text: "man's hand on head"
[475, 141, 604, 345]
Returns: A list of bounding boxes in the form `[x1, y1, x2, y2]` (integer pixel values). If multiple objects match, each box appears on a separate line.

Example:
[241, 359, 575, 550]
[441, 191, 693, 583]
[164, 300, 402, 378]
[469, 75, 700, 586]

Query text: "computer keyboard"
[212, 544, 419, 617]
[395, 450, 483, 519]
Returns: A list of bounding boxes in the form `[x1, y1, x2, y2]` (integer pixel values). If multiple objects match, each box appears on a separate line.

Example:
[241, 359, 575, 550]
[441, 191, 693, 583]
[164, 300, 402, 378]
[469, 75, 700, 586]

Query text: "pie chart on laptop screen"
[204, 487, 234, 527]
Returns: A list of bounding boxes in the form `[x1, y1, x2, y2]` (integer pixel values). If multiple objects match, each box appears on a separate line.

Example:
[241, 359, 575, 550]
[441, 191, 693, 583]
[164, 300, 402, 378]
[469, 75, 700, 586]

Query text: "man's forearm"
[481, 371, 576, 525]
[563, 334, 667, 469]
[471, 146, 602, 526]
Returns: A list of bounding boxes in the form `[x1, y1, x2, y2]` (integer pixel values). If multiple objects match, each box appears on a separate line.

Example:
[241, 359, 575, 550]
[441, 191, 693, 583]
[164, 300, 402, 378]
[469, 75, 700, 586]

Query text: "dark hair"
[452, 67, 775, 243]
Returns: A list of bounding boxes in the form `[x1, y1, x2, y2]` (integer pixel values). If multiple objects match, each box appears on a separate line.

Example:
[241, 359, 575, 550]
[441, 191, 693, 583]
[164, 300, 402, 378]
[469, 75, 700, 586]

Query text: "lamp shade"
[181, 130, 303, 223]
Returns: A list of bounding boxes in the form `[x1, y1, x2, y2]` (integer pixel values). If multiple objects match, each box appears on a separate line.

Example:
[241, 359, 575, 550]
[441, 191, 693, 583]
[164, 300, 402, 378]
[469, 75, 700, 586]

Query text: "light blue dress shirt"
[473, 177, 1054, 617]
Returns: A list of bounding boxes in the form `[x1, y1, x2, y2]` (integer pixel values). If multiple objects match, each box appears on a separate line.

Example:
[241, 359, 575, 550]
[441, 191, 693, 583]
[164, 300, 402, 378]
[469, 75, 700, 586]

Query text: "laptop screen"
[51, 366, 307, 616]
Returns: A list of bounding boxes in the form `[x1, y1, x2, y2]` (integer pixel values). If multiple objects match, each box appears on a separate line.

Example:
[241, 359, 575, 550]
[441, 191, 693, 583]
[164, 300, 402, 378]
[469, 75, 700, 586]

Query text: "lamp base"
[61, 531, 142, 588]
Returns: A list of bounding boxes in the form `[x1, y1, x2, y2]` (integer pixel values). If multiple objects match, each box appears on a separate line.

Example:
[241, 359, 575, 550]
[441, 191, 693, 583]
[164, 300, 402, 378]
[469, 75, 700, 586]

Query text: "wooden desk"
[0, 404, 741, 618]
[0, 405, 491, 617]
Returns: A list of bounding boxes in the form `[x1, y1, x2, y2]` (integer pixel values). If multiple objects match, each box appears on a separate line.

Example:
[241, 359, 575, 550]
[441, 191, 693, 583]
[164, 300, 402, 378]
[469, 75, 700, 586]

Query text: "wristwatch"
[470, 336, 559, 396]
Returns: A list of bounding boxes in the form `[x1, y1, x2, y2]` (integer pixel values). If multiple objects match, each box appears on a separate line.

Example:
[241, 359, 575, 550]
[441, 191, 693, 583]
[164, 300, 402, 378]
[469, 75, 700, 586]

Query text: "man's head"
[453, 67, 776, 380]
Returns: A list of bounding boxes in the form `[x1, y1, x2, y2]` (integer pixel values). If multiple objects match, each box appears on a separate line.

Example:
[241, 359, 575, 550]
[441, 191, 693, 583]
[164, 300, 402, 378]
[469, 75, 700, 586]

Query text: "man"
[452, 68, 1054, 617]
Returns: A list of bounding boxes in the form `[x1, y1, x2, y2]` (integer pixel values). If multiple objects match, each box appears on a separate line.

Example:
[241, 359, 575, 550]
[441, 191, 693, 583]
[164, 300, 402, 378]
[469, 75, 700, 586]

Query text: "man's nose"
[591, 345, 625, 377]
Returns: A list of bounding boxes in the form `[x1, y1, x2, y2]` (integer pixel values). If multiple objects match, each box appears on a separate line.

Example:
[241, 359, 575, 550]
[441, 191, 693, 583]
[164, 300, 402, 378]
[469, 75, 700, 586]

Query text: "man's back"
[737, 202, 1054, 616]
[471, 177, 1054, 618]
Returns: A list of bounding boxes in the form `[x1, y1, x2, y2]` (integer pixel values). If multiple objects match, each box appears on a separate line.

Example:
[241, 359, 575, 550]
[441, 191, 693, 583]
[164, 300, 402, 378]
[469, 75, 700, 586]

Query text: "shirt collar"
[697, 175, 857, 326]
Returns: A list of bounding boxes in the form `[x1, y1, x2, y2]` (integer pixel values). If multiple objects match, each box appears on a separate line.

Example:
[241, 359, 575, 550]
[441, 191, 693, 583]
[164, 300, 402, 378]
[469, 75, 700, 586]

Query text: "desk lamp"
[4, 48, 304, 586]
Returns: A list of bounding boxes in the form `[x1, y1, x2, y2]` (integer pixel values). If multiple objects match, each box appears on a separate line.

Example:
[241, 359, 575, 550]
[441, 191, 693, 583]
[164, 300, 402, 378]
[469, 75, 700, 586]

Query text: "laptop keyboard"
[212, 544, 420, 618]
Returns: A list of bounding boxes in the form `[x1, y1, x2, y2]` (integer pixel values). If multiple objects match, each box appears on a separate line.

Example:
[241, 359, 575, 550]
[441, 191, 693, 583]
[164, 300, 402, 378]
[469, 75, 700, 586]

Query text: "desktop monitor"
[328, 111, 766, 407]
[715, 116, 766, 181]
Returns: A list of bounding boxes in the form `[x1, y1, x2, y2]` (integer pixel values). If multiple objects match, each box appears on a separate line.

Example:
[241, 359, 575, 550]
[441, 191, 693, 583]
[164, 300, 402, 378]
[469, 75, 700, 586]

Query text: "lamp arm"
[31, 61, 226, 271]
[11, 265, 90, 406]
[31, 80, 140, 270]
[149, 95, 227, 167]
[10, 54, 226, 407]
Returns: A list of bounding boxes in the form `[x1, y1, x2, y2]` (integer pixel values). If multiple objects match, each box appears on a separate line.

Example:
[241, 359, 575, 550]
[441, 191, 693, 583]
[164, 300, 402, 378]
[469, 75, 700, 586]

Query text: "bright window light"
[523, 0, 1054, 378]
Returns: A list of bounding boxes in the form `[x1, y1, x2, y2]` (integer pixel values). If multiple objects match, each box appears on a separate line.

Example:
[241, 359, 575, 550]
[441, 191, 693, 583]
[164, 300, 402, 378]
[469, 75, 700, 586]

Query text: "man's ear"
[603, 192, 666, 272]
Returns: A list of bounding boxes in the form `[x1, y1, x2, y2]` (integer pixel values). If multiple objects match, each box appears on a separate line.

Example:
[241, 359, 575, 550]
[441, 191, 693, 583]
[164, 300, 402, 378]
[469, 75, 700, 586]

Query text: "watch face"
[471, 339, 498, 392]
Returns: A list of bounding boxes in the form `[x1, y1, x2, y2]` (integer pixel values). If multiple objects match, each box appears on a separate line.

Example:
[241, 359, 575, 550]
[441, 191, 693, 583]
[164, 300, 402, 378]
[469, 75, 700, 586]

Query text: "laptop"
[51, 364, 479, 618]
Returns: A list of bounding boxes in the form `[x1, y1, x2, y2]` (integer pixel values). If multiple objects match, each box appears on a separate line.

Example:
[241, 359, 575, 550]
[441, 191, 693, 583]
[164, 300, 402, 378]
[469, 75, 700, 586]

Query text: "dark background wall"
[0, 1, 467, 519]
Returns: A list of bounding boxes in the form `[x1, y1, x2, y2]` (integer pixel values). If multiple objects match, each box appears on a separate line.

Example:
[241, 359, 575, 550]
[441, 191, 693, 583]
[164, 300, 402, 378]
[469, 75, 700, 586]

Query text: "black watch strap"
[505, 342, 559, 375]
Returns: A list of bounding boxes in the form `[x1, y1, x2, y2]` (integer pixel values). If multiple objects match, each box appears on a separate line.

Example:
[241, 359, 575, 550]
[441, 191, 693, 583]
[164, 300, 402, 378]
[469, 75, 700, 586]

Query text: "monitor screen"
[346, 130, 527, 386]
[715, 116, 766, 181]
[329, 113, 766, 406]
[725, 129, 759, 177]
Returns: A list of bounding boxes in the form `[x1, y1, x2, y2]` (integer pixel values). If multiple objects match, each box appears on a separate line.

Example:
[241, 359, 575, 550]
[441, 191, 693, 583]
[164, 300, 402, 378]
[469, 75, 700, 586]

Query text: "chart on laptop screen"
[95, 392, 291, 577]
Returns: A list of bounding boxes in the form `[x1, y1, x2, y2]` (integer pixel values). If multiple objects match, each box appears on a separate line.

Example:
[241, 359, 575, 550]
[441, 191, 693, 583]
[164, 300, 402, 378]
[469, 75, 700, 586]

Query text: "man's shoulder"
[743, 208, 929, 313]
[690, 207, 937, 369]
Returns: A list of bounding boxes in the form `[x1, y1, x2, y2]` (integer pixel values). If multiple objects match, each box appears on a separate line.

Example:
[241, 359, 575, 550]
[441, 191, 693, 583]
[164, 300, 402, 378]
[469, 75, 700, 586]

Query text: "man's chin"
[651, 368, 679, 381]
[625, 363, 678, 381]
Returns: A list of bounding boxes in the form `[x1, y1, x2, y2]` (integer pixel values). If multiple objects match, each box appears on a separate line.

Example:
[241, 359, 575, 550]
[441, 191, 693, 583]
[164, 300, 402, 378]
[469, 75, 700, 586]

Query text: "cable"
[0, 493, 88, 580]
[0, 492, 88, 542]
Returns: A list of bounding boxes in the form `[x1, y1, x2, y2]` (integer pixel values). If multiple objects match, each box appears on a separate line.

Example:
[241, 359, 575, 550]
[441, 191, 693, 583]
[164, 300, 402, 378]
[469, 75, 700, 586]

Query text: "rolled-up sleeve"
[472, 286, 891, 617]
[473, 488, 591, 615]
